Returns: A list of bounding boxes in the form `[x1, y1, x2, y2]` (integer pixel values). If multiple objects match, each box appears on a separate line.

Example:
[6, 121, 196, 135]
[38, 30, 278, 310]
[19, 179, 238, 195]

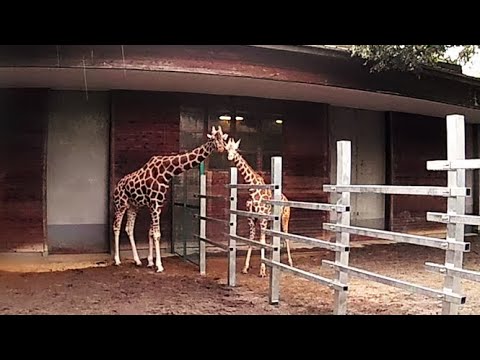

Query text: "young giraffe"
[225, 137, 293, 277]
[113, 126, 228, 273]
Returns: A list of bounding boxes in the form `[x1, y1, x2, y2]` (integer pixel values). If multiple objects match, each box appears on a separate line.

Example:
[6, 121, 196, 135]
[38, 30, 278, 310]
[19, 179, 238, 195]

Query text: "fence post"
[269, 156, 282, 304]
[442, 114, 466, 315]
[228, 167, 238, 287]
[333, 141, 351, 315]
[199, 173, 207, 276]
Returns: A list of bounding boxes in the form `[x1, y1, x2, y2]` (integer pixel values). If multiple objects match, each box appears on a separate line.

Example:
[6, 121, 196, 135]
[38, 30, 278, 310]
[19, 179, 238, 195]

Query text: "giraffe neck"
[233, 152, 263, 184]
[167, 140, 216, 179]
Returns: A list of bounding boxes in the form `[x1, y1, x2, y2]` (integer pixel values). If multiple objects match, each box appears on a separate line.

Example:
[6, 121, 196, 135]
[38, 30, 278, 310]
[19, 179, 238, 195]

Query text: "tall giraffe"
[224, 137, 293, 277]
[113, 126, 228, 273]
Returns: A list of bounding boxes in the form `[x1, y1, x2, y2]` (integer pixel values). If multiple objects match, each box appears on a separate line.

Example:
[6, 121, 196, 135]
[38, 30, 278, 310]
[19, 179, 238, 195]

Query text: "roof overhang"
[1, 66, 480, 122]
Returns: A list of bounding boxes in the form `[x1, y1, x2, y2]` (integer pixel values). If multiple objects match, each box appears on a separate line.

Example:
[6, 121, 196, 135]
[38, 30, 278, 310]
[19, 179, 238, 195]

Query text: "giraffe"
[112, 126, 229, 273]
[224, 137, 293, 277]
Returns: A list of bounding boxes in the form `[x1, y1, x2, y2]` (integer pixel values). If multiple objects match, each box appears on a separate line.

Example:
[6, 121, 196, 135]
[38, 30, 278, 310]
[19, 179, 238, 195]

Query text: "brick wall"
[0, 89, 48, 252]
[205, 101, 331, 244]
[389, 112, 447, 232]
[111, 91, 180, 250]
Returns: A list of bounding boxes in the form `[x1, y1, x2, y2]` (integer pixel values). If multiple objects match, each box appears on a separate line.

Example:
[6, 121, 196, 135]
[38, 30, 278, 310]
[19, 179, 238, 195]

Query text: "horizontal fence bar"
[194, 214, 230, 225]
[225, 184, 278, 190]
[323, 260, 465, 305]
[427, 212, 480, 226]
[262, 258, 348, 291]
[193, 193, 226, 200]
[227, 234, 277, 250]
[264, 199, 350, 212]
[323, 185, 470, 197]
[323, 223, 470, 252]
[427, 159, 480, 171]
[193, 234, 229, 251]
[263, 229, 349, 252]
[229, 209, 279, 221]
[173, 202, 200, 209]
[425, 262, 480, 283]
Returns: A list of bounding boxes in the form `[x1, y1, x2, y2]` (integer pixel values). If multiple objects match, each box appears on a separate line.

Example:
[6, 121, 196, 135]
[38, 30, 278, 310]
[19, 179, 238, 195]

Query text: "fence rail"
[264, 199, 350, 212]
[425, 262, 480, 283]
[263, 229, 349, 252]
[322, 260, 466, 304]
[226, 184, 278, 190]
[229, 209, 279, 221]
[323, 223, 470, 252]
[426, 212, 480, 226]
[323, 184, 470, 197]
[427, 159, 480, 171]
[193, 193, 226, 199]
[228, 233, 277, 250]
[194, 214, 230, 225]
[263, 259, 348, 291]
[193, 234, 229, 251]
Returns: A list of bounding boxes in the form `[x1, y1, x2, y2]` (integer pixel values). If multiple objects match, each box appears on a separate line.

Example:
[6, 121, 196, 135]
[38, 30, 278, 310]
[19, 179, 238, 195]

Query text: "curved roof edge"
[249, 45, 480, 86]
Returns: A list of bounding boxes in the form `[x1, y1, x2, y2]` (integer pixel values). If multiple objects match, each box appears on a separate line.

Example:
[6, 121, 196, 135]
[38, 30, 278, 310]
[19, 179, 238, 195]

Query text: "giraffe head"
[207, 126, 228, 153]
[225, 137, 241, 161]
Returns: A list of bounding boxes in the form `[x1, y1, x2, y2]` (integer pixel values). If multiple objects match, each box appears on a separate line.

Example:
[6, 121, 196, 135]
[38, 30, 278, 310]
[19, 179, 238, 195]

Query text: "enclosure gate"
[171, 165, 202, 265]
[193, 164, 230, 275]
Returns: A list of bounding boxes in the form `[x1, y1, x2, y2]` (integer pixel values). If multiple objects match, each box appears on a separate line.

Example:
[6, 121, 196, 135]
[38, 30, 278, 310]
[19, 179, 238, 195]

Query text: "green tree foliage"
[350, 45, 479, 73]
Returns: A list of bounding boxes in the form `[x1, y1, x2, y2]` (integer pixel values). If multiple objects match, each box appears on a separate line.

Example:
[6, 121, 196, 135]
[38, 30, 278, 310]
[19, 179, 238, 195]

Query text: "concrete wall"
[47, 91, 110, 253]
[329, 106, 386, 229]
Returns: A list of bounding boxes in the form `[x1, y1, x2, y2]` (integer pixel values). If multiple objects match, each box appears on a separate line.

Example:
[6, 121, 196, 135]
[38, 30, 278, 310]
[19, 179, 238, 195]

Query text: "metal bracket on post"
[228, 167, 238, 287]
[268, 156, 282, 304]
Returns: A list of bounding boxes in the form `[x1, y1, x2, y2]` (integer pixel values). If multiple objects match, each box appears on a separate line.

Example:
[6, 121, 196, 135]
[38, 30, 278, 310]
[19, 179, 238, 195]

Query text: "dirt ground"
[1, 240, 480, 315]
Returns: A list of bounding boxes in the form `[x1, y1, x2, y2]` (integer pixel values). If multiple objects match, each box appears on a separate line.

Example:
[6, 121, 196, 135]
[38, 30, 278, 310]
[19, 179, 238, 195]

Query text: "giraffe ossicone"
[112, 126, 228, 273]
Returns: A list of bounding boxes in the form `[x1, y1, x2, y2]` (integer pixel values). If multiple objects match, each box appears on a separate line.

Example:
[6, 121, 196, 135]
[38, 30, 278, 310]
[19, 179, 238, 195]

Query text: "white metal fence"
[198, 113, 480, 315]
[319, 114, 479, 315]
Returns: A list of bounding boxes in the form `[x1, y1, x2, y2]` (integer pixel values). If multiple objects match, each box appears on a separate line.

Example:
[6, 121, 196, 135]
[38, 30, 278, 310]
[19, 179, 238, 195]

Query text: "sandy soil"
[1, 240, 479, 315]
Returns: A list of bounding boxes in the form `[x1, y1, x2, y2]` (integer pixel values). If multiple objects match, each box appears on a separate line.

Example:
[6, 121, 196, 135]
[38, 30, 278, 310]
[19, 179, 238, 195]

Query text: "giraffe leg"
[147, 224, 154, 267]
[113, 207, 127, 266]
[259, 219, 268, 278]
[282, 207, 293, 267]
[150, 206, 164, 273]
[242, 217, 256, 274]
[125, 208, 142, 266]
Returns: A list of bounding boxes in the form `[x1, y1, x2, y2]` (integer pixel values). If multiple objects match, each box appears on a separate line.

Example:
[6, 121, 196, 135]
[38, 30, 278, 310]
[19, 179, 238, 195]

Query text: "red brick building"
[1, 45, 479, 257]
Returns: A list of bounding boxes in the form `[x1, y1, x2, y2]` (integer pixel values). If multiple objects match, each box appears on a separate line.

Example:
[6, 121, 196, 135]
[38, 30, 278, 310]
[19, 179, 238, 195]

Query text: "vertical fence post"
[228, 167, 238, 287]
[333, 141, 351, 315]
[442, 114, 466, 315]
[199, 173, 207, 276]
[269, 156, 282, 304]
